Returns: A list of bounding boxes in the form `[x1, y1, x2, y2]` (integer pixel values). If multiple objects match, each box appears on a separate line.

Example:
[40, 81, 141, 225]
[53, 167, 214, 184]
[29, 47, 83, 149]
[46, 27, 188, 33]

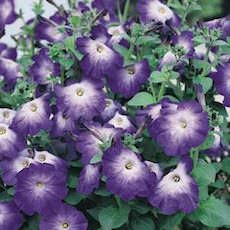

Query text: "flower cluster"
[0, 0, 229, 229]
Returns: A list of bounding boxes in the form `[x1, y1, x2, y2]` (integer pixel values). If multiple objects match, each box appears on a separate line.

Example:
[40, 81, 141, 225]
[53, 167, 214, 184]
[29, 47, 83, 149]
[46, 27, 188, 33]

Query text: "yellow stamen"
[125, 161, 134, 170]
[0, 127, 6, 135]
[172, 174, 180, 183]
[30, 103, 38, 112]
[76, 88, 84, 96]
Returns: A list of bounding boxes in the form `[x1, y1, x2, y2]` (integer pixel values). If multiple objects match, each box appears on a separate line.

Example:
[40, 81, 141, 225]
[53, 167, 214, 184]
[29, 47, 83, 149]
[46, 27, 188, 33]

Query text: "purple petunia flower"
[145, 161, 163, 181]
[149, 157, 199, 214]
[77, 164, 101, 195]
[92, 0, 116, 13]
[172, 31, 194, 56]
[99, 99, 121, 122]
[29, 48, 60, 85]
[137, 0, 180, 27]
[0, 44, 22, 87]
[51, 111, 76, 137]
[75, 122, 121, 165]
[0, 123, 25, 159]
[40, 203, 88, 230]
[0, 0, 17, 32]
[0, 153, 35, 185]
[0, 108, 16, 125]
[55, 79, 105, 121]
[76, 27, 123, 78]
[10, 95, 51, 136]
[0, 201, 24, 230]
[211, 62, 230, 107]
[102, 142, 153, 200]
[151, 100, 209, 156]
[33, 150, 67, 173]
[15, 163, 67, 215]
[35, 12, 67, 43]
[108, 111, 136, 134]
[107, 59, 151, 98]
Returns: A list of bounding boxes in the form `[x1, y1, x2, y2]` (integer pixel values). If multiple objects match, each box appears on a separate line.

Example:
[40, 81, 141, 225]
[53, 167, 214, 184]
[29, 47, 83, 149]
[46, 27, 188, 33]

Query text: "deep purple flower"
[40, 203, 88, 230]
[0, 43, 17, 60]
[137, 0, 180, 27]
[35, 12, 67, 43]
[102, 142, 153, 200]
[194, 44, 215, 62]
[0, 108, 16, 125]
[151, 100, 209, 156]
[145, 161, 163, 181]
[29, 48, 60, 85]
[0, 123, 25, 159]
[149, 157, 199, 214]
[76, 30, 123, 78]
[99, 99, 121, 122]
[108, 111, 136, 134]
[0, 153, 35, 185]
[136, 103, 162, 126]
[0, 201, 24, 230]
[51, 111, 76, 137]
[172, 31, 194, 56]
[107, 59, 151, 98]
[15, 163, 67, 215]
[211, 62, 230, 107]
[77, 164, 101, 195]
[55, 79, 105, 121]
[0, 55, 22, 87]
[33, 150, 67, 173]
[75, 123, 121, 165]
[0, 0, 17, 32]
[10, 95, 51, 136]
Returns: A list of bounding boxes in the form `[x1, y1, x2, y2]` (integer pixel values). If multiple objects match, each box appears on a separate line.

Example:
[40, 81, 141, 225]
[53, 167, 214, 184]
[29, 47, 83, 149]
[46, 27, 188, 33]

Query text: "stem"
[117, 0, 122, 23]
[115, 196, 122, 209]
[122, 0, 130, 23]
[192, 149, 199, 169]
[150, 83, 157, 103]
[134, 120, 147, 139]
[158, 82, 166, 101]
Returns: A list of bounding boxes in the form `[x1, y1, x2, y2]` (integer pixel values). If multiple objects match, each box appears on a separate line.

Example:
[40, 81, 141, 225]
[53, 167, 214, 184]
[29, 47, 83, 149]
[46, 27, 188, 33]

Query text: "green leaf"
[199, 133, 215, 151]
[69, 16, 81, 27]
[90, 152, 103, 164]
[128, 92, 154, 106]
[222, 157, 230, 174]
[193, 76, 213, 94]
[136, 35, 161, 46]
[192, 160, 216, 186]
[98, 204, 130, 230]
[95, 187, 111, 197]
[159, 213, 184, 230]
[190, 196, 230, 227]
[149, 71, 166, 83]
[131, 216, 155, 230]
[65, 191, 85, 205]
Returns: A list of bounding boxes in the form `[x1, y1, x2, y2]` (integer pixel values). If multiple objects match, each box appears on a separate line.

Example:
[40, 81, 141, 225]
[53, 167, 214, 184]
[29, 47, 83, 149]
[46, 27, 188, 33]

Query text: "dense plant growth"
[0, 0, 229, 229]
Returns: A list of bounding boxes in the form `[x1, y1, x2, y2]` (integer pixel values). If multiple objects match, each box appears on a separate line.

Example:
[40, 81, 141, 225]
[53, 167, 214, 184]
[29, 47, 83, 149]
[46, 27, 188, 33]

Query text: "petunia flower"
[77, 164, 101, 195]
[55, 79, 106, 121]
[40, 203, 88, 230]
[29, 48, 60, 85]
[10, 95, 51, 136]
[102, 142, 153, 200]
[15, 163, 67, 215]
[0, 201, 24, 230]
[107, 59, 151, 98]
[149, 157, 199, 214]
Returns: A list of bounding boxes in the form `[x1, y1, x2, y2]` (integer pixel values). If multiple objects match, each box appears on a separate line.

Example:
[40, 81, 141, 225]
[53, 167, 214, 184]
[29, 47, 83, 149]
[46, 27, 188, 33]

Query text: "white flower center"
[62, 222, 69, 229]
[172, 174, 181, 183]
[30, 103, 38, 112]
[2, 111, 10, 118]
[127, 67, 135, 75]
[0, 127, 7, 135]
[97, 45, 104, 53]
[158, 6, 167, 14]
[76, 88, 84, 97]
[38, 154, 46, 162]
[125, 161, 134, 170]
